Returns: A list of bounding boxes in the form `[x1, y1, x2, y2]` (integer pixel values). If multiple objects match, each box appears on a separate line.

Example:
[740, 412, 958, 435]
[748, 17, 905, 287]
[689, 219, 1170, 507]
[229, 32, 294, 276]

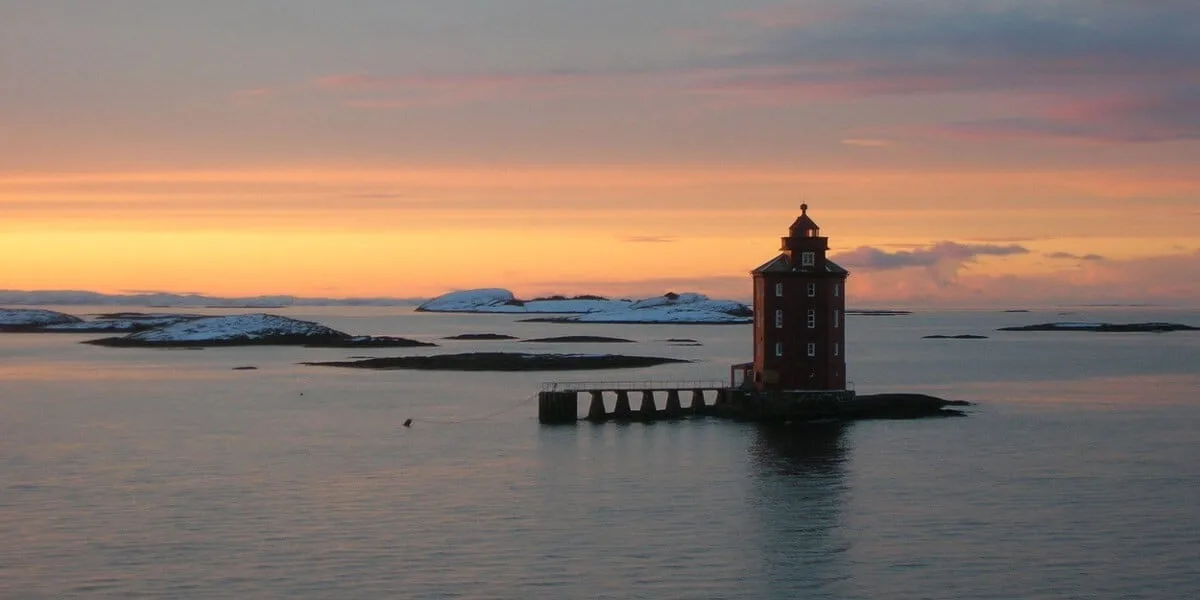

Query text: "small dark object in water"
[922, 334, 988, 339]
[232, 365, 258, 370]
[403, 419, 413, 427]
[443, 333, 519, 340]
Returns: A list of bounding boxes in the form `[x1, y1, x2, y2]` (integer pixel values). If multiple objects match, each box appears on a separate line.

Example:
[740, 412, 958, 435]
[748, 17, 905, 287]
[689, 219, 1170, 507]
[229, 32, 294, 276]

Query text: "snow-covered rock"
[86, 313, 348, 346]
[0, 308, 82, 330]
[519, 298, 629, 313]
[83, 313, 436, 347]
[128, 313, 343, 343]
[416, 289, 525, 312]
[628, 293, 752, 316]
[416, 289, 751, 322]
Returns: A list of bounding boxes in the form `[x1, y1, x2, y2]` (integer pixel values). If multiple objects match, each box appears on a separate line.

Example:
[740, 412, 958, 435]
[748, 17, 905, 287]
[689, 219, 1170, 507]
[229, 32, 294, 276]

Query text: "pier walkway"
[537, 380, 729, 424]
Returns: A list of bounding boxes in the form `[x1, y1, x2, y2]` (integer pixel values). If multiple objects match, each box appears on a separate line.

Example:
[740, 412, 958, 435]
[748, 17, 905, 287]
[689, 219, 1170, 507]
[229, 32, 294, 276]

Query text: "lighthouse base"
[714, 390, 966, 422]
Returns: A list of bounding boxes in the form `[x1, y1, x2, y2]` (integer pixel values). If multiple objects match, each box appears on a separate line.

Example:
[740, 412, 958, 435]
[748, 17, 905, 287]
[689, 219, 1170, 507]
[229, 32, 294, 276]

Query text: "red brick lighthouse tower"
[751, 204, 849, 391]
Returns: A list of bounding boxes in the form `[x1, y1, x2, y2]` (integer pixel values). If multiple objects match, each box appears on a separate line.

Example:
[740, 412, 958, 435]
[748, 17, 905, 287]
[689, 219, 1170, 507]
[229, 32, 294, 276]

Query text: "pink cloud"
[694, 3, 1200, 143]
[833, 242, 1030, 287]
[848, 249, 1200, 307]
[939, 88, 1200, 143]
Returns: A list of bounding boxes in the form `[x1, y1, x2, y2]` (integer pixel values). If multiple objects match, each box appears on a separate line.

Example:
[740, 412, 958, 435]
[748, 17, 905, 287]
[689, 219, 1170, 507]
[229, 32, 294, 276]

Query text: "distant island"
[998, 322, 1198, 333]
[417, 289, 753, 324]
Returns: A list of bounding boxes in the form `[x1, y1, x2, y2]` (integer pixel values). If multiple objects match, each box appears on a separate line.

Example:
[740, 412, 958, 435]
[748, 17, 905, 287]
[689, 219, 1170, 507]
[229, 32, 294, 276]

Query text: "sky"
[3, 0, 1199, 307]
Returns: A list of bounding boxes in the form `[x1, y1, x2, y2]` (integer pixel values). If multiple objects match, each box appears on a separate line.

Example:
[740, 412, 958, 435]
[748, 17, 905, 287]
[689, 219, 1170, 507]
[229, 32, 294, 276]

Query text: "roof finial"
[800, 202, 808, 215]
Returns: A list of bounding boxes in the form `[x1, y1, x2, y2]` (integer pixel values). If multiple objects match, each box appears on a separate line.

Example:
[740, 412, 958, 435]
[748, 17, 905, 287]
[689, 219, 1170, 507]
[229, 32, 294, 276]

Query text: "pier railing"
[540, 380, 727, 392]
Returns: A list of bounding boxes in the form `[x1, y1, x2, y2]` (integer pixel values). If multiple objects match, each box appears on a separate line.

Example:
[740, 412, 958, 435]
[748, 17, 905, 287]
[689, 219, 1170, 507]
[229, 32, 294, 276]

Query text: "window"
[774, 342, 783, 357]
[774, 309, 783, 329]
[801, 252, 815, 267]
[834, 309, 840, 328]
[834, 342, 839, 356]
[807, 282, 816, 297]
[807, 342, 816, 357]
[774, 282, 783, 297]
[807, 309, 816, 328]
[834, 283, 840, 297]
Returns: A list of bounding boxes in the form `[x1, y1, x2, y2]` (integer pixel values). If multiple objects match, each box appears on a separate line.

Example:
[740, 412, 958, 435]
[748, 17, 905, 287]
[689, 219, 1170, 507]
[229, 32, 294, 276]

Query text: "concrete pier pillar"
[665, 389, 683, 418]
[586, 391, 608, 421]
[691, 389, 707, 413]
[538, 391, 577, 424]
[638, 390, 657, 420]
[613, 390, 633, 419]
[714, 389, 729, 406]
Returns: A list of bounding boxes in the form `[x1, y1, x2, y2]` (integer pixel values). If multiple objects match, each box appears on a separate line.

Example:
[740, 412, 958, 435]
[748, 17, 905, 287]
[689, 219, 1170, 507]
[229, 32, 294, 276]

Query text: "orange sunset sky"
[3, 1, 1199, 307]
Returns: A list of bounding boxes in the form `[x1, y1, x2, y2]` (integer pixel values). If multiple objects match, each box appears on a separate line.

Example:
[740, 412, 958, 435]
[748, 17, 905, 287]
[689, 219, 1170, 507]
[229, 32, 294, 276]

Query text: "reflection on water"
[750, 423, 849, 477]
[747, 424, 851, 598]
[2, 308, 1199, 598]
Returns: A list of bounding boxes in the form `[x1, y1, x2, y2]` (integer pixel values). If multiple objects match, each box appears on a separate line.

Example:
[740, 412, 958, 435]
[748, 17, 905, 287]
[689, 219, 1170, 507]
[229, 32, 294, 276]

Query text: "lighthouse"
[750, 204, 849, 392]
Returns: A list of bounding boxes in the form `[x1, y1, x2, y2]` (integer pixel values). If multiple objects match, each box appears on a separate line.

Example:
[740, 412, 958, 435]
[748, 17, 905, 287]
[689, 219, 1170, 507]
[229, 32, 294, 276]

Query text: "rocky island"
[1, 308, 206, 333]
[998, 321, 1198, 332]
[304, 352, 689, 371]
[82, 314, 435, 348]
[522, 336, 635, 343]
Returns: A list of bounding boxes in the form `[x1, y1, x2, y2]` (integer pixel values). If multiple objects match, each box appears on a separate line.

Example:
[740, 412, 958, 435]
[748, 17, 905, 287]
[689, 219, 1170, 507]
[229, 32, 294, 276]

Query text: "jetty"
[537, 380, 728, 423]
[538, 382, 966, 424]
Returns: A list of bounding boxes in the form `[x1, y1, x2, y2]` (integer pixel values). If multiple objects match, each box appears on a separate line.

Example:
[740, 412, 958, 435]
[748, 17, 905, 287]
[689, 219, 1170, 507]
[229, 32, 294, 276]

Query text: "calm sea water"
[1, 306, 1198, 599]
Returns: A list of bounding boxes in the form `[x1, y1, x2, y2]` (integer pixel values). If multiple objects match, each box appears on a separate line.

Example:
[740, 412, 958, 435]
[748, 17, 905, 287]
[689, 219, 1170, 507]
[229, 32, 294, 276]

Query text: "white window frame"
[774, 282, 783, 297]
[834, 342, 839, 356]
[834, 283, 840, 297]
[774, 342, 783, 357]
[807, 342, 816, 357]
[807, 309, 816, 328]
[807, 282, 816, 297]
[801, 252, 815, 267]
[774, 309, 783, 329]
[834, 309, 840, 328]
